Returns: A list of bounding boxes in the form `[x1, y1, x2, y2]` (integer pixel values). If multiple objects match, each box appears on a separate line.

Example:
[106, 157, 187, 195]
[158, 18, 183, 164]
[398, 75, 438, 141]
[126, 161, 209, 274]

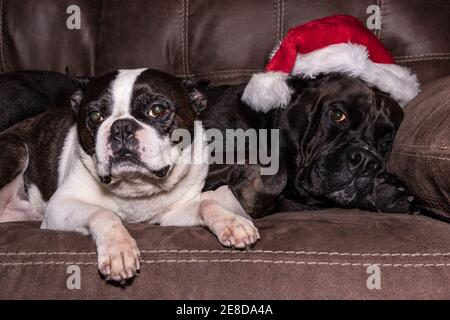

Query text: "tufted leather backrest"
[1, 0, 449, 85]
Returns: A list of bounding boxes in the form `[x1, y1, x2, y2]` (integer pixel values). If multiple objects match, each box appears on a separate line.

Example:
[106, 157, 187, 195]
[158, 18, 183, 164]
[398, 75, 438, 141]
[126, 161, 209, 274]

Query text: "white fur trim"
[241, 72, 292, 112]
[292, 43, 420, 106]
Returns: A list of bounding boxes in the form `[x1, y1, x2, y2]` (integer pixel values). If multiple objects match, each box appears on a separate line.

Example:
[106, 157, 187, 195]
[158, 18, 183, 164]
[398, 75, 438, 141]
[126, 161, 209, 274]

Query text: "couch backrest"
[2, 0, 449, 85]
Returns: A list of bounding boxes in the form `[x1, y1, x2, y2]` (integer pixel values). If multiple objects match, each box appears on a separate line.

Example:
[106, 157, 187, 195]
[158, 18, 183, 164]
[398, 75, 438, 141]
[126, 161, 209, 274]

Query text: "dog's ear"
[65, 66, 91, 91]
[286, 76, 313, 94]
[374, 89, 404, 130]
[183, 79, 209, 115]
[287, 73, 342, 94]
[73, 76, 91, 91]
[70, 89, 84, 114]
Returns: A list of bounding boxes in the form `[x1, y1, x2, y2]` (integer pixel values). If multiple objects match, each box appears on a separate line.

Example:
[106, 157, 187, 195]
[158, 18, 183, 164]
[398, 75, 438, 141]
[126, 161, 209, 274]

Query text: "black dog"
[201, 73, 417, 218]
[0, 70, 89, 132]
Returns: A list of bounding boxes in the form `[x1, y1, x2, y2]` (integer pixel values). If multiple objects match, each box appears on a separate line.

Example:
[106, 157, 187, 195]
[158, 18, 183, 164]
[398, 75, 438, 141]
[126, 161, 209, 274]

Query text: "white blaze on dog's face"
[71, 68, 206, 197]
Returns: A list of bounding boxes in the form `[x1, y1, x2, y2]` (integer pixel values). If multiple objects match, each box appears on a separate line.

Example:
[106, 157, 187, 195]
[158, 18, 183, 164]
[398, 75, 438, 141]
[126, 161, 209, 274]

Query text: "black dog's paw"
[374, 182, 419, 213]
[362, 174, 420, 214]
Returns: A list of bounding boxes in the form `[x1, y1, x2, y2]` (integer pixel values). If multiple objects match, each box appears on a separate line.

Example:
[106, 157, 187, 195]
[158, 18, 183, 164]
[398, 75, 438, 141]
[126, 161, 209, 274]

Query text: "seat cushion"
[1, 210, 449, 299]
[388, 76, 450, 219]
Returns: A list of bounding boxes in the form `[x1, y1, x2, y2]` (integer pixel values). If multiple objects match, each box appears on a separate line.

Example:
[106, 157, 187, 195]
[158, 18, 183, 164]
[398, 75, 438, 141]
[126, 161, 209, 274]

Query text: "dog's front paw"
[369, 174, 420, 214]
[212, 215, 260, 249]
[96, 234, 141, 283]
[376, 185, 419, 213]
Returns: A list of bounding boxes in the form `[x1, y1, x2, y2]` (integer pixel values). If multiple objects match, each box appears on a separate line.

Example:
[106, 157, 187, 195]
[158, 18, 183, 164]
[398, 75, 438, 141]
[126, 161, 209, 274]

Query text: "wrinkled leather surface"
[2, 0, 101, 75]
[388, 76, 450, 219]
[1, 211, 450, 299]
[1, 0, 449, 85]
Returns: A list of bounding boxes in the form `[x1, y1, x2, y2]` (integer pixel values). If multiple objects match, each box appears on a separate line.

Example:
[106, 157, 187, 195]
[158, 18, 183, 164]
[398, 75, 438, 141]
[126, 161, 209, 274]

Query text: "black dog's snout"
[110, 119, 140, 153]
[347, 148, 382, 175]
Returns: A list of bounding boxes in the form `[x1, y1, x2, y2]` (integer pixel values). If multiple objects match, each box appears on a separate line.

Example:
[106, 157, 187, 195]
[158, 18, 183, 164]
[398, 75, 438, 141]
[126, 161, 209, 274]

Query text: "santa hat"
[242, 15, 419, 112]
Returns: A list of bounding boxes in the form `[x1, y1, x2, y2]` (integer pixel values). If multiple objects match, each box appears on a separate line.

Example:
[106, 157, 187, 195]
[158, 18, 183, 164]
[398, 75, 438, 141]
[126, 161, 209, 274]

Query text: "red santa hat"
[242, 15, 420, 112]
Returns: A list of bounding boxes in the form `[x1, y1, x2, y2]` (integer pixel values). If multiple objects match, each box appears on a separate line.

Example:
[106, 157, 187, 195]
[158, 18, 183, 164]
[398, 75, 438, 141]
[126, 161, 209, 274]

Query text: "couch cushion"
[1, 210, 449, 299]
[388, 76, 450, 219]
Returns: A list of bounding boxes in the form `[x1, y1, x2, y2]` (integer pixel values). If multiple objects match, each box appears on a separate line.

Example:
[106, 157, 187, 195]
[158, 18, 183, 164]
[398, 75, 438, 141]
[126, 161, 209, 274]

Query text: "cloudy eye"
[329, 110, 347, 124]
[87, 111, 103, 125]
[149, 102, 170, 118]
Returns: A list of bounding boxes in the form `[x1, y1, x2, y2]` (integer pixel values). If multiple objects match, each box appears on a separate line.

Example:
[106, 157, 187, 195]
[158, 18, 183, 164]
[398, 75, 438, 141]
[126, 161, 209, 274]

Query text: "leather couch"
[0, 0, 449, 299]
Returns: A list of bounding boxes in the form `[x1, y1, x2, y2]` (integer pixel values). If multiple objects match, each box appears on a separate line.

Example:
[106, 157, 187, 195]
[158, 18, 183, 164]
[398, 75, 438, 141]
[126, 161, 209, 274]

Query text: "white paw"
[213, 215, 260, 249]
[96, 234, 141, 283]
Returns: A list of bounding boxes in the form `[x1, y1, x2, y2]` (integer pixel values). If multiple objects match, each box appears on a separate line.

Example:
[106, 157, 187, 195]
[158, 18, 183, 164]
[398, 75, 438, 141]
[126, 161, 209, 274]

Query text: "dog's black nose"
[153, 165, 171, 178]
[347, 148, 382, 175]
[110, 119, 140, 152]
[111, 119, 139, 139]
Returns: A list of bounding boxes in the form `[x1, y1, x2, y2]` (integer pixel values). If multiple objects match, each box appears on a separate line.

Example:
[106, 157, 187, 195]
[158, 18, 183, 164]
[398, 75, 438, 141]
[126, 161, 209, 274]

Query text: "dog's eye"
[149, 103, 170, 118]
[87, 111, 104, 125]
[329, 110, 347, 124]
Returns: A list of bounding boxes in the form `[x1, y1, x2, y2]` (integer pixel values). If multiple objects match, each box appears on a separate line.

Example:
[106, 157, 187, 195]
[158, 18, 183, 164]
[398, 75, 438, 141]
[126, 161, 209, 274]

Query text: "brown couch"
[0, 0, 449, 299]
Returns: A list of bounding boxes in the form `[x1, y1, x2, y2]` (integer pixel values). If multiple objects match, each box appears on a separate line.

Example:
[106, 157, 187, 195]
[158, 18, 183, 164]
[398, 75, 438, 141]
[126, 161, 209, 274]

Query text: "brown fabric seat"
[1, 210, 450, 299]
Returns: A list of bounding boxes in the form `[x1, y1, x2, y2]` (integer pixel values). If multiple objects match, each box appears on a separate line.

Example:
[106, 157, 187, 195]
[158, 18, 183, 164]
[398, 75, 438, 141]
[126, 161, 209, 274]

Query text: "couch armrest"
[388, 76, 450, 219]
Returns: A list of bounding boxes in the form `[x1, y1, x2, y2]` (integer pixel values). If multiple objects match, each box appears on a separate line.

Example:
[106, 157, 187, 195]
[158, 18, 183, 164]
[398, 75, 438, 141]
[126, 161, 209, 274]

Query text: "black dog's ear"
[286, 76, 310, 93]
[65, 66, 91, 91]
[374, 89, 404, 129]
[70, 89, 84, 114]
[287, 73, 342, 93]
[73, 76, 91, 91]
[183, 79, 209, 115]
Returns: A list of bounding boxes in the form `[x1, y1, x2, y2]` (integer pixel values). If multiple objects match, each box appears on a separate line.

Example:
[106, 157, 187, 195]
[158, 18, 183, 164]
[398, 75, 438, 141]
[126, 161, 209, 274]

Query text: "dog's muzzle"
[110, 118, 141, 155]
[101, 118, 173, 182]
[346, 147, 383, 177]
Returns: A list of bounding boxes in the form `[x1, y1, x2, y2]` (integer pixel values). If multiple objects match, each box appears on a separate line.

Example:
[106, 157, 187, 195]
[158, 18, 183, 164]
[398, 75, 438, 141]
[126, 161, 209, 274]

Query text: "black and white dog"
[0, 68, 259, 282]
[202, 73, 418, 218]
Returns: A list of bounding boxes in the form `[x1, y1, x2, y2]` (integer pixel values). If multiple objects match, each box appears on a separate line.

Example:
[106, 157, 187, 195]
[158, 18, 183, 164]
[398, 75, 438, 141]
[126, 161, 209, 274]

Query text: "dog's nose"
[347, 148, 382, 175]
[111, 119, 139, 140]
[152, 165, 171, 178]
[110, 119, 139, 152]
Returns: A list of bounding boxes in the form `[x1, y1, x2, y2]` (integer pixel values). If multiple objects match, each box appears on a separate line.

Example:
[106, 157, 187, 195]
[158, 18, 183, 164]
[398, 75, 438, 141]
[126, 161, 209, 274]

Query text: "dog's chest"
[113, 164, 208, 223]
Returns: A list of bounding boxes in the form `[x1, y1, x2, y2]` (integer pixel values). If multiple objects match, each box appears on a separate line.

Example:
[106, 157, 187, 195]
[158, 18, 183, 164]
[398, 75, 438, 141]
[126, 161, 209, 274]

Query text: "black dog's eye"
[87, 111, 104, 125]
[149, 102, 170, 119]
[329, 110, 347, 124]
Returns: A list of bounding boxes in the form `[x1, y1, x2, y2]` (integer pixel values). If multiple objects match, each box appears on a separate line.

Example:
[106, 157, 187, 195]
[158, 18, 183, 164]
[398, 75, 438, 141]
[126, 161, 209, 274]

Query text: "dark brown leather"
[2, 0, 101, 76]
[1, 211, 450, 299]
[388, 76, 450, 219]
[1, 0, 449, 85]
